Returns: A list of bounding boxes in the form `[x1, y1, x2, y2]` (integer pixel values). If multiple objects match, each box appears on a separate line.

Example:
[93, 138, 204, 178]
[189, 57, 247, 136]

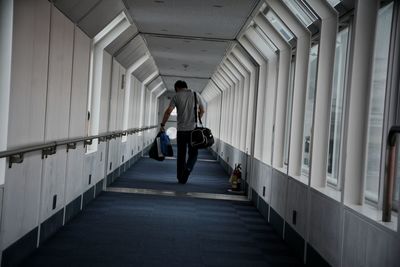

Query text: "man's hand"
[160, 124, 165, 132]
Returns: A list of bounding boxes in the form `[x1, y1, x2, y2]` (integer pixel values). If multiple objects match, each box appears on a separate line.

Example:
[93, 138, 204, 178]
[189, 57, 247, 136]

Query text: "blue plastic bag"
[159, 131, 173, 157]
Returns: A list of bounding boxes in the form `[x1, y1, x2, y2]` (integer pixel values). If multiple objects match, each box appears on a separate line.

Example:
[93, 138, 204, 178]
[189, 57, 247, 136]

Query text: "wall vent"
[52, 195, 57, 210]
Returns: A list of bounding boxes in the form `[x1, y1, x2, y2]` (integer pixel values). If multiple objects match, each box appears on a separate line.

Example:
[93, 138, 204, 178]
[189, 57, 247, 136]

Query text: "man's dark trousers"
[177, 131, 198, 184]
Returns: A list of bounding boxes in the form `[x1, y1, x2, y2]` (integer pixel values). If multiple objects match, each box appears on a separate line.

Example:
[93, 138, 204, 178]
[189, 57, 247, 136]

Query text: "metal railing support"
[382, 125, 400, 222]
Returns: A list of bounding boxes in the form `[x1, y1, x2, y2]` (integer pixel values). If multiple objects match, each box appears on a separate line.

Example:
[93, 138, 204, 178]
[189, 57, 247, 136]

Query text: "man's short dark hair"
[174, 80, 187, 90]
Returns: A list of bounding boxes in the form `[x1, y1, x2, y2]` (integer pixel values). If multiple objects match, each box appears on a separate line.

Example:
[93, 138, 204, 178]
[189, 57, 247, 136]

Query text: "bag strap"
[193, 92, 203, 126]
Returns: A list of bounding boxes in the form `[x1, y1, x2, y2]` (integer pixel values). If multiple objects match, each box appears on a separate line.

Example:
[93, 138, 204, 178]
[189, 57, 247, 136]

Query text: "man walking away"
[160, 80, 206, 184]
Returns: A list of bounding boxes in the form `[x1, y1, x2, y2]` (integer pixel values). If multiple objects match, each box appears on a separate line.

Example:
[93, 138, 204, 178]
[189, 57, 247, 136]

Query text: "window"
[394, 147, 400, 210]
[364, 2, 394, 203]
[327, 27, 350, 186]
[284, 56, 296, 167]
[326, 0, 341, 8]
[255, 25, 278, 52]
[301, 44, 319, 175]
[282, 0, 318, 27]
[263, 10, 294, 42]
[166, 127, 177, 140]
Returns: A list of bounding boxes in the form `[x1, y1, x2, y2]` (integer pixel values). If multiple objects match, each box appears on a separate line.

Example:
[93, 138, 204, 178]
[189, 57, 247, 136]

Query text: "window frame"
[301, 43, 319, 177]
[326, 25, 352, 190]
[363, 1, 395, 205]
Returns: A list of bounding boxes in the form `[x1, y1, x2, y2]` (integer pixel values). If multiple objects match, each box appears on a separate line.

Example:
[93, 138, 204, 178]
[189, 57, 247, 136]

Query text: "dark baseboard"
[251, 188, 258, 207]
[284, 222, 305, 260]
[65, 195, 82, 224]
[258, 196, 269, 220]
[106, 172, 113, 186]
[82, 186, 95, 208]
[306, 243, 331, 267]
[269, 207, 284, 238]
[1, 227, 38, 267]
[95, 179, 104, 197]
[39, 209, 64, 245]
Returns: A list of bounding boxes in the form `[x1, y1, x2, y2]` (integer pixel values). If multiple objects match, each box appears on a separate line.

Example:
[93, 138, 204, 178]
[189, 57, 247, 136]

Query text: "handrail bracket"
[42, 146, 56, 159]
[66, 142, 77, 152]
[8, 153, 24, 168]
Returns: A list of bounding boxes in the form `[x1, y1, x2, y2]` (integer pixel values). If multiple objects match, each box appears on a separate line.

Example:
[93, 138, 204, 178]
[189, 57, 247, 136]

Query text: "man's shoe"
[182, 168, 191, 183]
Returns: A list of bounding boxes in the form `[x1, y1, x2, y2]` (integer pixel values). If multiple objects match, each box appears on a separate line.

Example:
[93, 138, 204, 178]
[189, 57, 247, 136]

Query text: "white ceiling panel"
[133, 58, 158, 83]
[115, 35, 148, 68]
[54, 0, 100, 22]
[78, 0, 126, 38]
[145, 36, 231, 78]
[125, 0, 258, 39]
[147, 76, 164, 91]
[163, 76, 209, 93]
[105, 25, 139, 56]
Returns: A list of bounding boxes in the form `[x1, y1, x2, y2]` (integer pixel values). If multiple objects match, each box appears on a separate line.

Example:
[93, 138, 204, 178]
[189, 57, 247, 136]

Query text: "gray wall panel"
[285, 178, 308, 238]
[270, 169, 287, 218]
[308, 191, 341, 267]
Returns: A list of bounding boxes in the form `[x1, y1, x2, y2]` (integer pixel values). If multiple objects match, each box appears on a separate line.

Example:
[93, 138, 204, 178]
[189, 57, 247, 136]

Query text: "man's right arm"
[198, 105, 205, 121]
[198, 94, 206, 121]
[161, 105, 174, 131]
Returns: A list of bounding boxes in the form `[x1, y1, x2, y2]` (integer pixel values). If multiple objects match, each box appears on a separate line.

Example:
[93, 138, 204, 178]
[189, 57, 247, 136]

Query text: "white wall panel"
[41, 151, 68, 220]
[2, 0, 50, 249]
[68, 27, 91, 138]
[108, 59, 120, 132]
[90, 144, 105, 185]
[117, 68, 126, 130]
[2, 154, 43, 249]
[45, 7, 74, 141]
[65, 146, 85, 203]
[99, 52, 112, 133]
[65, 27, 91, 204]
[7, 0, 50, 147]
[0, 0, 13, 184]
[83, 153, 96, 192]
[107, 139, 117, 175]
[41, 6, 74, 222]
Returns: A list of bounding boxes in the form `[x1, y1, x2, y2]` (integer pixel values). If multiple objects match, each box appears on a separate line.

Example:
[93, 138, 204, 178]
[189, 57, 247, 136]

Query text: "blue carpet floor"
[21, 148, 304, 266]
[112, 157, 235, 194]
[21, 193, 303, 267]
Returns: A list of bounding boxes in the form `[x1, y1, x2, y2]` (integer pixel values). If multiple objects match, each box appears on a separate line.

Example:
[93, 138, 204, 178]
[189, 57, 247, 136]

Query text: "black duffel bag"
[190, 92, 214, 149]
[149, 132, 165, 161]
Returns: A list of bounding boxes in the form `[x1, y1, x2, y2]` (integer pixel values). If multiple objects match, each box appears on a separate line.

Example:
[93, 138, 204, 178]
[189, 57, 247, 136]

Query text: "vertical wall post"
[343, 0, 379, 205]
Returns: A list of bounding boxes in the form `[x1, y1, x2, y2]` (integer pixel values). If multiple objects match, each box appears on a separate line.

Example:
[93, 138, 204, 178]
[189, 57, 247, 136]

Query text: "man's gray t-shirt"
[170, 89, 205, 131]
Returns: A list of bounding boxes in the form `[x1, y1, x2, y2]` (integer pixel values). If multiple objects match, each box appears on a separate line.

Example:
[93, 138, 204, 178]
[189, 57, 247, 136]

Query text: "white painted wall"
[40, 6, 74, 222]
[0, 0, 13, 185]
[0, 0, 149, 253]
[2, 0, 51, 249]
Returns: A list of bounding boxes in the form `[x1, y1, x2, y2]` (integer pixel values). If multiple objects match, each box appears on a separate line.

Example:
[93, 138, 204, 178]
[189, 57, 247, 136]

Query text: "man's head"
[174, 80, 188, 92]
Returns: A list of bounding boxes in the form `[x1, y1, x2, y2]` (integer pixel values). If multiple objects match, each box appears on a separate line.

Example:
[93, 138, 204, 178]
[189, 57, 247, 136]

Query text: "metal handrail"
[0, 125, 158, 168]
[382, 125, 400, 222]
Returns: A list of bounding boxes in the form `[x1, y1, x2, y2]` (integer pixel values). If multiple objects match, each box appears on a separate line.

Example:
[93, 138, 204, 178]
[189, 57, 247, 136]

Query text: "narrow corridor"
[21, 149, 303, 267]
